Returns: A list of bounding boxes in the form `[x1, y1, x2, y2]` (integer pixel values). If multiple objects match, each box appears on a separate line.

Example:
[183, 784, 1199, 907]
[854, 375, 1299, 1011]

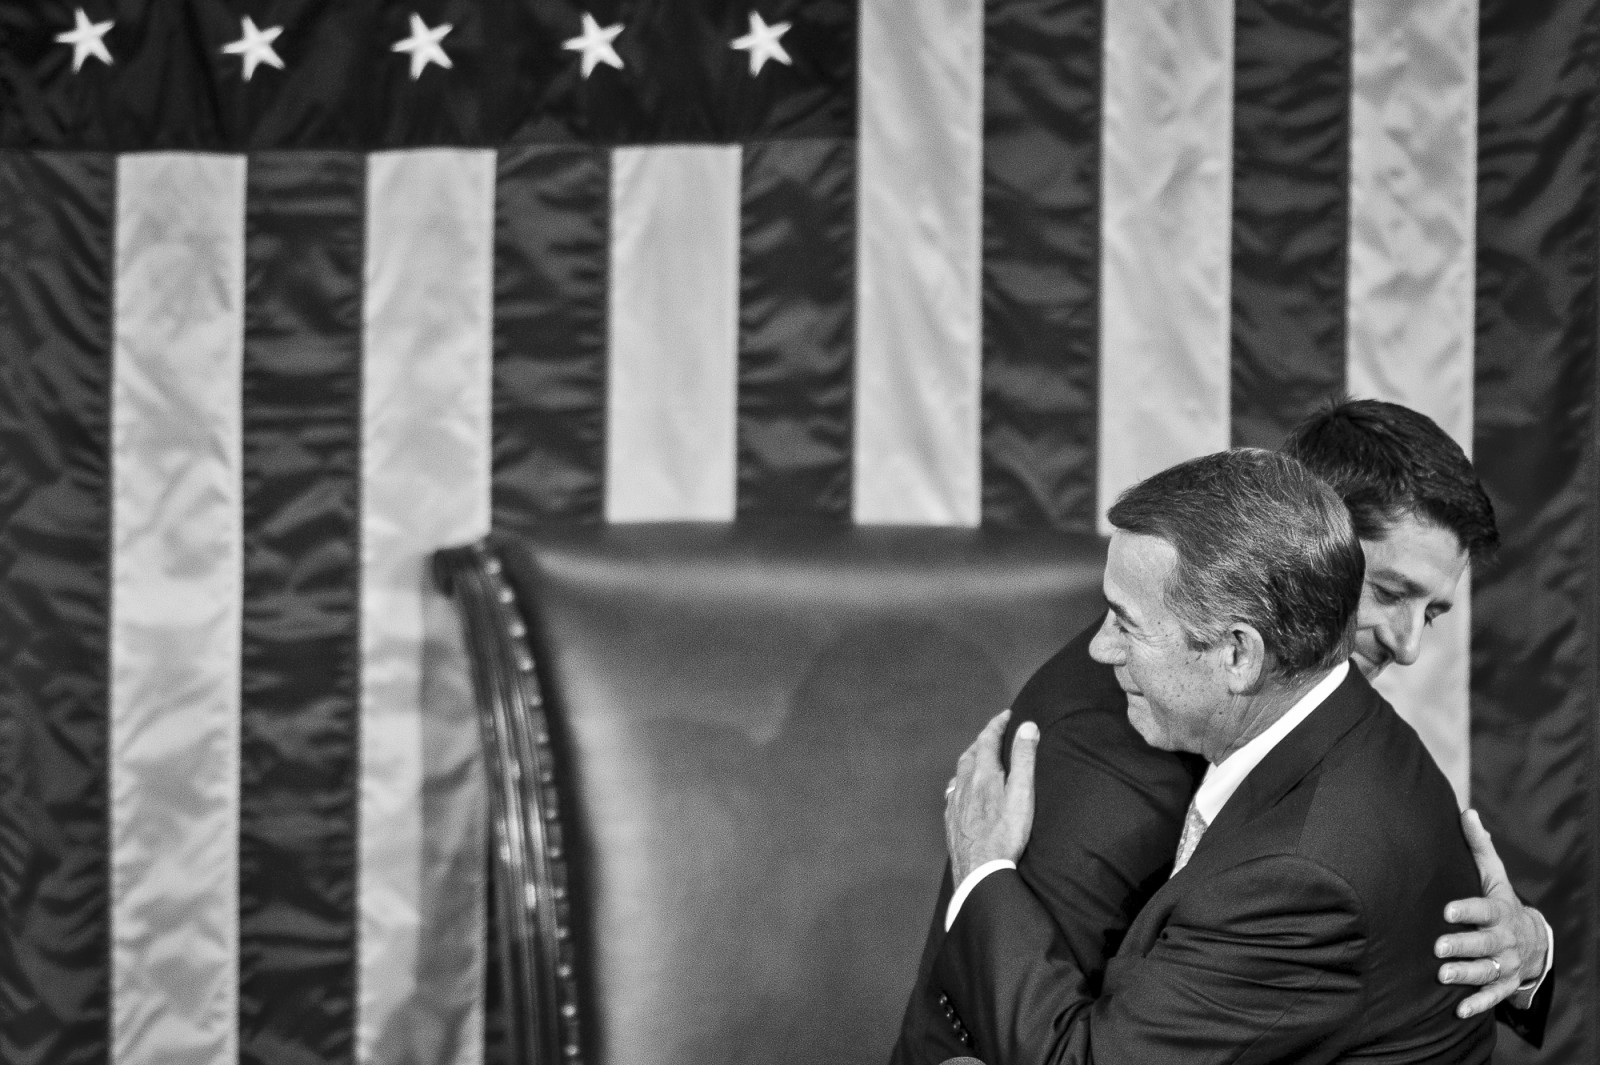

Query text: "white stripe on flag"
[1347, 0, 1477, 804]
[110, 152, 245, 1065]
[1097, 0, 1235, 531]
[606, 145, 742, 522]
[359, 149, 495, 1065]
[854, 0, 984, 526]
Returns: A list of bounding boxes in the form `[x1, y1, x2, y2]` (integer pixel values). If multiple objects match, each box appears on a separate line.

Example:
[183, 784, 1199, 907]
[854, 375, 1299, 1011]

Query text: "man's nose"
[1380, 608, 1425, 667]
[1089, 612, 1124, 664]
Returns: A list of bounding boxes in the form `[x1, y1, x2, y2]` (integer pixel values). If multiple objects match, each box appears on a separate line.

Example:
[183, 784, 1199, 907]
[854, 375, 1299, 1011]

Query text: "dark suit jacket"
[1499, 968, 1552, 1048]
[890, 626, 1550, 1064]
[889, 627, 1204, 1064]
[932, 664, 1496, 1065]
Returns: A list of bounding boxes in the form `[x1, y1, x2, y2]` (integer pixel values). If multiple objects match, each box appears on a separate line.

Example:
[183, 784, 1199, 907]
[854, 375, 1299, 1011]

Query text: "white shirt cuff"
[945, 859, 1016, 931]
[1510, 910, 1555, 1010]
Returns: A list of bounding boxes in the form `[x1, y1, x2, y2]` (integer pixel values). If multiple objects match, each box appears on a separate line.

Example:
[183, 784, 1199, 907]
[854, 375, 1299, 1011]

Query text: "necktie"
[1173, 799, 1208, 875]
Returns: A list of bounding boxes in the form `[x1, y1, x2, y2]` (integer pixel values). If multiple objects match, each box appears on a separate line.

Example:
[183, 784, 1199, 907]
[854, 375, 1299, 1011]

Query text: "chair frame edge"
[434, 540, 584, 1065]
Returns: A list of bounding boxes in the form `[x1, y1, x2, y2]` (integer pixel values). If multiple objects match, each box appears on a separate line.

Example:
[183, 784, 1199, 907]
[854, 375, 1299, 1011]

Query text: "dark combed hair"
[1280, 398, 1499, 564]
[1107, 449, 1364, 681]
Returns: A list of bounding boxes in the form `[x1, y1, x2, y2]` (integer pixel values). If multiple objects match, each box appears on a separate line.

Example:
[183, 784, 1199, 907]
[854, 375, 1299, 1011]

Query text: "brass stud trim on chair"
[434, 539, 586, 1065]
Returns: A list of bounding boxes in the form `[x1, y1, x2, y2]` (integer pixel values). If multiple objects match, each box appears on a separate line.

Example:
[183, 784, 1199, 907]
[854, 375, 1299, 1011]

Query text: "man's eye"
[1371, 585, 1401, 605]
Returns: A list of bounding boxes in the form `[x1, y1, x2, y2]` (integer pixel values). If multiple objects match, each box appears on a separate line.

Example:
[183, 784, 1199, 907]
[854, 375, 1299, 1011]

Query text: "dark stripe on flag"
[0, 152, 114, 1065]
[736, 138, 853, 520]
[240, 153, 364, 1065]
[1229, 0, 1350, 449]
[980, 0, 1100, 531]
[492, 146, 609, 528]
[1474, 2, 1599, 1060]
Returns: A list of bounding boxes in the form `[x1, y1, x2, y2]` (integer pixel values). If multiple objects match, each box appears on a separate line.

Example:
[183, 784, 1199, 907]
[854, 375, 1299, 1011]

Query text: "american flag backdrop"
[0, 2, 1594, 1065]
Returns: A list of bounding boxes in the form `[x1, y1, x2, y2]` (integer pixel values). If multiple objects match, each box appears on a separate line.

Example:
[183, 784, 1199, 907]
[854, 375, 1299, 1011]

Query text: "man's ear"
[1220, 623, 1267, 694]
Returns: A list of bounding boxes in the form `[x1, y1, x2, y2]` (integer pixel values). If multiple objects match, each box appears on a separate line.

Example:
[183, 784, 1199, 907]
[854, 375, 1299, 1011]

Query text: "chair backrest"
[440, 523, 1108, 1065]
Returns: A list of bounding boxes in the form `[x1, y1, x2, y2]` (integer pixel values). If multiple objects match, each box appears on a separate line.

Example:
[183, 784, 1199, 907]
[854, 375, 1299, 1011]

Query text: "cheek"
[1353, 591, 1381, 629]
[1353, 596, 1394, 638]
[1124, 651, 1154, 689]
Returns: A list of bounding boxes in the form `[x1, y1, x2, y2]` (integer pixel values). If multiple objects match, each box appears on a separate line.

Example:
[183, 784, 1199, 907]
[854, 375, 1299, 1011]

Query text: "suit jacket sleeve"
[890, 625, 1202, 1065]
[1496, 966, 1553, 1049]
[1013, 700, 1199, 985]
[935, 858, 1368, 1065]
[888, 866, 975, 1065]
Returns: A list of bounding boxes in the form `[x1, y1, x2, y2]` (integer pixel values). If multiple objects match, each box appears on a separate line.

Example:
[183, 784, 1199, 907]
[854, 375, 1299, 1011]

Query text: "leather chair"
[435, 523, 1107, 1065]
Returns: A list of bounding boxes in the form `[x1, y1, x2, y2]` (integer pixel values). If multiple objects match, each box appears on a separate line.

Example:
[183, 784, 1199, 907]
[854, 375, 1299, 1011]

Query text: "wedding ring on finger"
[1489, 957, 1502, 981]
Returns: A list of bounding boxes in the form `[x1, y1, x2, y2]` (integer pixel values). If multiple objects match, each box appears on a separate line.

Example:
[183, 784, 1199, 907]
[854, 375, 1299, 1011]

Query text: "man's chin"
[1124, 702, 1167, 750]
[1352, 652, 1389, 681]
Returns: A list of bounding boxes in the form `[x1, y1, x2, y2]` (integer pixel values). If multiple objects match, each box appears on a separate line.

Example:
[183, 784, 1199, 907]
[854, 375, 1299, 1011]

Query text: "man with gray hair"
[937, 448, 1493, 1064]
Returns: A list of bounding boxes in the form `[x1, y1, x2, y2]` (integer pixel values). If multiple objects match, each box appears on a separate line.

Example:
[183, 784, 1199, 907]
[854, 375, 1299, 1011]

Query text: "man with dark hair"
[891, 400, 1551, 1064]
[1284, 399, 1499, 560]
[934, 448, 1492, 1063]
[1282, 399, 1499, 678]
[1284, 402, 1550, 1032]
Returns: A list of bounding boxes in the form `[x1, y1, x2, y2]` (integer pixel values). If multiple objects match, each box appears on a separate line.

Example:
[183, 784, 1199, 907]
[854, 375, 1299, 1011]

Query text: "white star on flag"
[55, 8, 114, 73]
[391, 13, 454, 79]
[222, 16, 285, 82]
[563, 13, 624, 79]
[730, 11, 792, 76]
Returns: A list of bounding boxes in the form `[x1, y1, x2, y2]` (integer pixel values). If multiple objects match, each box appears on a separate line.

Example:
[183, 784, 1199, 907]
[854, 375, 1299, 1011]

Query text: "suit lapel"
[1132, 667, 1381, 922]
[1199, 668, 1377, 848]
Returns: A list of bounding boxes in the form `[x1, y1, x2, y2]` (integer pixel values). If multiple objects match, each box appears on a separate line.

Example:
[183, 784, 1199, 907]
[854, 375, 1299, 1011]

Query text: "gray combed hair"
[1107, 448, 1363, 680]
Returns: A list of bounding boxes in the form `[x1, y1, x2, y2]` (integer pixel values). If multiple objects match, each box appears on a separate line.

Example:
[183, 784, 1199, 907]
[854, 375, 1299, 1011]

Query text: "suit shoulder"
[1005, 621, 1203, 789]
[1009, 623, 1124, 734]
[1313, 693, 1461, 823]
[1293, 694, 1477, 900]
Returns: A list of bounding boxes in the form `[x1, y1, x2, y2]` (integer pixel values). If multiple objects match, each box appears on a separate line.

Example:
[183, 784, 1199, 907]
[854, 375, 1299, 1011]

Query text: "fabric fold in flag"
[239, 152, 365, 1065]
[1096, 0, 1234, 530]
[854, 0, 984, 526]
[737, 139, 855, 520]
[491, 146, 610, 528]
[360, 148, 494, 1065]
[1347, 0, 1477, 802]
[1229, 0, 1351, 449]
[981, 0, 1102, 531]
[110, 152, 246, 1065]
[1472, 2, 1600, 1062]
[606, 145, 742, 523]
[0, 152, 117, 1065]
